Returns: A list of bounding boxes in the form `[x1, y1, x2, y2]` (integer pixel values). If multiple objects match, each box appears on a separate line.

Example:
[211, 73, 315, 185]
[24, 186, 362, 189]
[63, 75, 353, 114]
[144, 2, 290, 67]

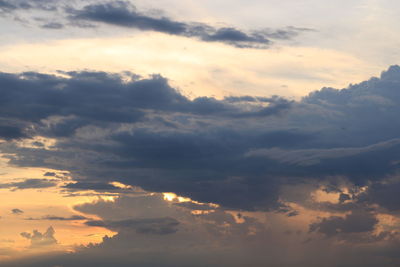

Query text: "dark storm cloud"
[65, 1, 308, 48]
[0, 69, 292, 210]
[0, 124, 27, 140]
[0, 70, 290, 138]
[85, 217, 180, 235]
[246, 138, 400, 184]
[2, 66, 400, 212]
[359, 181, 400, 212]
[0, 179, 58, 190]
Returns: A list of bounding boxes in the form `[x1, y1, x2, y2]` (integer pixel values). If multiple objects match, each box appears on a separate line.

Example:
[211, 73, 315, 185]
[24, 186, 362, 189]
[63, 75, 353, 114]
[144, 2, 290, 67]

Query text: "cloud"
[41, 22, 64, 29]
[0, 0, 57, 13]
[0, 0, 310, 48]
[65, 1, 309, 48]
[359, 181, 400, 212]
[0, 71, 287, 131]
[86, 217, 180, 235]
[0, 124, 27, 140]
[0, 0, 16, 12]
[20, 226, 57, 247]
[68, 1, 187, 34]
[3, 193, 398, 267]
[63, 182, 125, 191]
[2, 66, 400, 213]
[26, 215, 88, 221]
[11, 208, 23, 215]
[309, 210, 378, 237]
[0, 179, 58, 190]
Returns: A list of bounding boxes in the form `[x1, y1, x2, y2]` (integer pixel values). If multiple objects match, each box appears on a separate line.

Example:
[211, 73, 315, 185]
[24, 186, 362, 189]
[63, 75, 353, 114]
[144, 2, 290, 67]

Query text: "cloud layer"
[2, 66, 400, 266]
[0, 0, 311, 48]
[2, 66, 400, 211]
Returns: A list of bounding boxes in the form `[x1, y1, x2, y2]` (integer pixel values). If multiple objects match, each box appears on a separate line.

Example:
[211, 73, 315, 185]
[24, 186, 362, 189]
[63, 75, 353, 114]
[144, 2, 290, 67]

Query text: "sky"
[1, 0, 400, 266]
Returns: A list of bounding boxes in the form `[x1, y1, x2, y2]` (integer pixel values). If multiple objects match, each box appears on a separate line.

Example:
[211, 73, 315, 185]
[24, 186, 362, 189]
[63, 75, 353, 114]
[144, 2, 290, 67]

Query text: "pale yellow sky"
[0, 33, 382, 99]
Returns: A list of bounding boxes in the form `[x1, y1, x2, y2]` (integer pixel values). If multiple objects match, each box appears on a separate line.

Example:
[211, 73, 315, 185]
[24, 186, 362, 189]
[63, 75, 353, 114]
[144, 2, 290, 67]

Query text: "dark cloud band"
[1, 66, 400, 212]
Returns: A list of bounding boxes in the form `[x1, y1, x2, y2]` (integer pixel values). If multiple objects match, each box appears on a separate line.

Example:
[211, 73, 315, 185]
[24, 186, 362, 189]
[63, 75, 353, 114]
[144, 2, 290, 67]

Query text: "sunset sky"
[1, 1, 400, 266]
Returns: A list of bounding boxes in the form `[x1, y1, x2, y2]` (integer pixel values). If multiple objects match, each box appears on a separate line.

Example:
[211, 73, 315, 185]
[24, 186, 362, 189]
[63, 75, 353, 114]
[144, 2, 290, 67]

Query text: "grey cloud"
[11, 208, 23, 215]
[309, 210, 378, 237]
[257, 26, 315, 40]
[66, 1, 307, 48]
[197, 27, 270, 48]
[86, 217, 180, 235]
[245, 138, 400, 184]
[287, 211, 299, 217]
[339, 193, 351, 203]
[0, 124, 27, 140]
[0, 179, 58, 190]
[26, 215, 88, 221]
[63, 182, 123, 191]
[0, 1, 311, 49]
[0, 71, 286, 132]
[2, 192, 394, 267]
[247, 139, 400, 166]
[0, 0, 58, 12]
[41, 22, 64, 29]
[68, 1, 187, 34]
[0, 0, 16, 12]
[174, 202, 216, 211]
[359, 181, 400, 212]
[20, 226, 57, 247]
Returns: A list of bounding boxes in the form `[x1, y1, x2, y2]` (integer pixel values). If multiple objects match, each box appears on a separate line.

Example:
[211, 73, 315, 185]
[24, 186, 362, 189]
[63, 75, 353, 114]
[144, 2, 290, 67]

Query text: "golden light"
[163, 192, 177, 202]
[109, 181, 133, 189]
